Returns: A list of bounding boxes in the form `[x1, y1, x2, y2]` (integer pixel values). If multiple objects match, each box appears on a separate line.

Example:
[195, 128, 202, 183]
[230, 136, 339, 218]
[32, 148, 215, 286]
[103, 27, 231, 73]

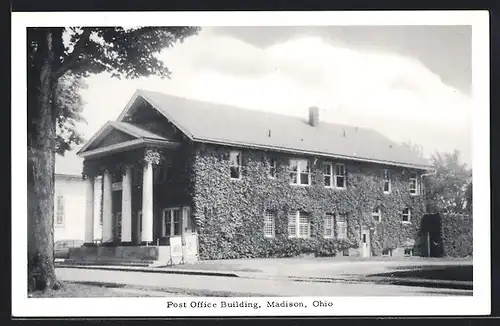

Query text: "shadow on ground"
[366, 265, 472, 290]
[372, 265, 472, 281]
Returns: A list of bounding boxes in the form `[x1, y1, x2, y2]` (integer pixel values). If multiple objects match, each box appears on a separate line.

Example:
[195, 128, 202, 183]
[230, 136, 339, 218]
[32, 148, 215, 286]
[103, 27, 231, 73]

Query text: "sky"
[56, 25, 472, 175]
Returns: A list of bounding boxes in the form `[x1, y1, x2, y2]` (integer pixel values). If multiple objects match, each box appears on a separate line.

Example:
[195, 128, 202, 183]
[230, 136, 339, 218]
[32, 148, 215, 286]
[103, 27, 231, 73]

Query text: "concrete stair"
[59, 259, 156, 267]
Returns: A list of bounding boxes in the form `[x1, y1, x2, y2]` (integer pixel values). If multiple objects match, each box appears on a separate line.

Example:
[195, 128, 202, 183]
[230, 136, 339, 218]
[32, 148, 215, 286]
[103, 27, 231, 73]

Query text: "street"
[56, 267, 472, 297]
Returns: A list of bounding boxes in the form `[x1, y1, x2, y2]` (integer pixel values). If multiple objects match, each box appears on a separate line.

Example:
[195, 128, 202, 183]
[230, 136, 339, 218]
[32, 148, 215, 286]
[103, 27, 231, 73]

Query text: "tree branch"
[51, 28, 92, 80]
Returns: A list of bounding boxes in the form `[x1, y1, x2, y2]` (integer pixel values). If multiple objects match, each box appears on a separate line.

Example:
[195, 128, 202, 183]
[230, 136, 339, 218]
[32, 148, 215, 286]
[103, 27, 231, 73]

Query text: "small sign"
[169, 236, 183, 261]
[183, 233, 198, 257]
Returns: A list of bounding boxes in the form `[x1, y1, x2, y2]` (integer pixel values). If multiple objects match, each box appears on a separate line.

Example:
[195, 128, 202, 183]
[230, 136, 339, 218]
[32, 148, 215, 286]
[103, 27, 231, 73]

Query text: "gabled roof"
[110, 121, 166, 141]
[114, 89, 431, 170]
[77, 120, 173, 156]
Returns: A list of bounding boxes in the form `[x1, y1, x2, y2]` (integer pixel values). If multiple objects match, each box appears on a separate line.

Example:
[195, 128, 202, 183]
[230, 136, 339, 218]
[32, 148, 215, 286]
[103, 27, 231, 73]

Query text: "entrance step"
[60, 259, 156, 267]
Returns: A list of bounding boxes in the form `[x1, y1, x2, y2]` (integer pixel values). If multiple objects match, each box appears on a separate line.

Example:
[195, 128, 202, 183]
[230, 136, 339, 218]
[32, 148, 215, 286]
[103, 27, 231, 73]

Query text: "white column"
[141, 162, 154, 243]
[84, 176, 95, 244]
[121, 166, 133, 243]
[102, 170, 113, 242]
[93, 177, 103, 242]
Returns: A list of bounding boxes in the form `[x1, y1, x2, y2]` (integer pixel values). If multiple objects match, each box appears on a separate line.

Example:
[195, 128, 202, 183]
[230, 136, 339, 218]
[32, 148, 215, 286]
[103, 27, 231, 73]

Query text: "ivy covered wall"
[190, 143, 427, 260]
[82, 142, 428, 259]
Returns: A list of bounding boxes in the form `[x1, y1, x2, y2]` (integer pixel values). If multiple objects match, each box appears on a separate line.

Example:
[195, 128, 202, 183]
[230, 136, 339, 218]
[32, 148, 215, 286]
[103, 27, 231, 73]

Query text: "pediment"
[86, 128, 137, 151]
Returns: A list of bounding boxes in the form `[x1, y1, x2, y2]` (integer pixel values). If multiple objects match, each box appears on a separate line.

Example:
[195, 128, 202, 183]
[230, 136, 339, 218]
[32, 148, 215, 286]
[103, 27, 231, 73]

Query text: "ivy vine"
[191, 144, 426, 260]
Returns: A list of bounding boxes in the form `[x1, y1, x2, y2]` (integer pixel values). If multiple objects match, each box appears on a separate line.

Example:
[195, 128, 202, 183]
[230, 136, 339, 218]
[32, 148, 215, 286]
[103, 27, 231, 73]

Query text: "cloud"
[67, 27, 471, 174]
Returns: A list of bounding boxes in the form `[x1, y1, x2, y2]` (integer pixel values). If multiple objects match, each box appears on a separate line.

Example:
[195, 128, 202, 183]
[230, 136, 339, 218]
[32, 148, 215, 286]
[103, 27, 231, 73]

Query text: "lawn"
[28, 281, 274, 298]
[370, 265, 473, 282]
[28, 282, 165, 297]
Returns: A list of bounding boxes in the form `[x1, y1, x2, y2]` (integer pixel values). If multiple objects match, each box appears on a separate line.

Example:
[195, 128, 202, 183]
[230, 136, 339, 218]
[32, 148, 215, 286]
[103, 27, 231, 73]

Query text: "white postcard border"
[12, 10, 490, 317]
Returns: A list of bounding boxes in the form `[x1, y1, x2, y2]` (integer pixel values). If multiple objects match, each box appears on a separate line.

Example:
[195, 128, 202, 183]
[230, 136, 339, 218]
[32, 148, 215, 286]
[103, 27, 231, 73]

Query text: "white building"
[54, 151, 103, 243]
[53, 173, 103, 243]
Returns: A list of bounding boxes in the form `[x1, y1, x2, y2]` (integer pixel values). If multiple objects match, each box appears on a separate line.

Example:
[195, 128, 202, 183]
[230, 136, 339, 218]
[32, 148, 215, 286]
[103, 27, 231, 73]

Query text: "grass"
[28, 282, 163, 298]
[370, 265, 473, 282]
[28, 281, 277, 298]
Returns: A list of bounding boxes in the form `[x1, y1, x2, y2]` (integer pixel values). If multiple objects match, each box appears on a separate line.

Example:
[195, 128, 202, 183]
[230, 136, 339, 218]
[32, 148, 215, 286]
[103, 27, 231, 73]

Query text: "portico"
[72, 119, 199, 265]
[83, 152, 157, 246]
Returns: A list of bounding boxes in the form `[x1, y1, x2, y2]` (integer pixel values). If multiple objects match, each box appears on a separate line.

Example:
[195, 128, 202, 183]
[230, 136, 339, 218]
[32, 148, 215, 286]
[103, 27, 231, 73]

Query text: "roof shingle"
[129, 89, 432, 169]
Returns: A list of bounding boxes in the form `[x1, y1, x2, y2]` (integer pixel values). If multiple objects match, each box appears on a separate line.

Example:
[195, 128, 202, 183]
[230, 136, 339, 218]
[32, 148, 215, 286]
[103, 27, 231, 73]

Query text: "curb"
[56, 263, 240, 278]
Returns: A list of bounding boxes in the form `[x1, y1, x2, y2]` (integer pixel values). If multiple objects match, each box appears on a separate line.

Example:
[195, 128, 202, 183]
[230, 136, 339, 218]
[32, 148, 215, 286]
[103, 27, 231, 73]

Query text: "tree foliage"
[54, 73, 87, 155]
[401, 140, 425, 160]
[425, 150, 472, 214]
[27, 26, 201, 292]
[29, 26, 201, 154]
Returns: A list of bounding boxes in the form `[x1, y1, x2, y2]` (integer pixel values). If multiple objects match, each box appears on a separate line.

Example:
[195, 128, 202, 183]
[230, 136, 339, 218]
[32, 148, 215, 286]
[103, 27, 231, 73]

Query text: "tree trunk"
[27, 30, 58, 292]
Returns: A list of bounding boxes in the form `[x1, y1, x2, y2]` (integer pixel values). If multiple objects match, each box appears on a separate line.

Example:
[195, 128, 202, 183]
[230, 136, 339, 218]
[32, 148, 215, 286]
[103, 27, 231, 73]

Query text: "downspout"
[420, 169, 437, 200]
[420, 169, 437, 257]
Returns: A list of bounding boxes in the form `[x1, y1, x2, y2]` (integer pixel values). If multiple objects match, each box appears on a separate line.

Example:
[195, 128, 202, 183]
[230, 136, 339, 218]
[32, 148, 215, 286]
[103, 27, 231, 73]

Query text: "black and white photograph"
[13, 11, 490, 317]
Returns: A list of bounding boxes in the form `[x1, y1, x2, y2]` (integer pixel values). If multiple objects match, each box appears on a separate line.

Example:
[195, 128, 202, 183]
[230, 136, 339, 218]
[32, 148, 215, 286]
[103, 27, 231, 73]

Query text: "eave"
[193, 137, 433, 171]
[78, 139, 181, 159]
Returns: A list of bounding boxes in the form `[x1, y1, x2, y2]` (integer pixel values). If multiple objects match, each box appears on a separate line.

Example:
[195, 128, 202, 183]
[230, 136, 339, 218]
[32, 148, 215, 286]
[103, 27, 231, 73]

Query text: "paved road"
[56, 268, 472, 297]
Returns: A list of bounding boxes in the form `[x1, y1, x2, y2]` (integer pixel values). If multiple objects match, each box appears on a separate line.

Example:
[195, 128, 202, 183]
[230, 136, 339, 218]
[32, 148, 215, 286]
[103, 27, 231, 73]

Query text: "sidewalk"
[56, 257, 473, 290]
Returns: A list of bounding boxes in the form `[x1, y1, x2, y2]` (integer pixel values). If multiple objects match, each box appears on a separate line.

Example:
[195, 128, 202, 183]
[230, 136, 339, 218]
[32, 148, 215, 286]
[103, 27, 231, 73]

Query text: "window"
[230, 151, 242, 179]
[401, 208, 411, 223]
[162, 208, 182, 237]
[55, 196, 64, 227]
[183, 206, 196, 233]
[289, 159, 311, 185]
[264, 210, 276, 237]
[323, 213, 334, 238]
[334, 163, 346, 188]
[383, 170, 391, 193]
[323, 162, 333, 187]
[336, 213, 348, 239]
[409, 172, 418, 195]
[404, 248, 413, 257]
[268, 157, 277, 178]
[372, 207, 381, 222]
[288, 211, 311, 238]
[382, 248, 392, 256]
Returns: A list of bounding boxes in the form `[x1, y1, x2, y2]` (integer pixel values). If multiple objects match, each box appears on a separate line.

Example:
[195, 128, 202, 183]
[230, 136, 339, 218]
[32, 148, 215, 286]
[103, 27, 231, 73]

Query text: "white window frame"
[55, 195, 65, 227]
[382, 248, 392, 256]
[264, 210, 276, 237]
[404, 248, 413, 257]
[289, 159, 311, 186]
[229, 150, 242, 180]
[334, 163, 346, 189]
[183, 206, 196, 234]
[372, 207, 382, 222]
[383, 169, 391, 194]
[268, 156, 277, 179]
[336, 213, 348, 239]
[409, 172, 419, 195]
[323, 162, 333, 188]
[401, 208, 411, 223]
[288, 211, 311, 238]
[323, 213, 334, 238]
[162, 207, 183, 237]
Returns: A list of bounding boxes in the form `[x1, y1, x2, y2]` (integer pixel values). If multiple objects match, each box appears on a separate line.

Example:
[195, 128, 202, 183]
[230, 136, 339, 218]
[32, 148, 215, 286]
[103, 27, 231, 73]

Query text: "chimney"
[308, 106, 319, 127]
